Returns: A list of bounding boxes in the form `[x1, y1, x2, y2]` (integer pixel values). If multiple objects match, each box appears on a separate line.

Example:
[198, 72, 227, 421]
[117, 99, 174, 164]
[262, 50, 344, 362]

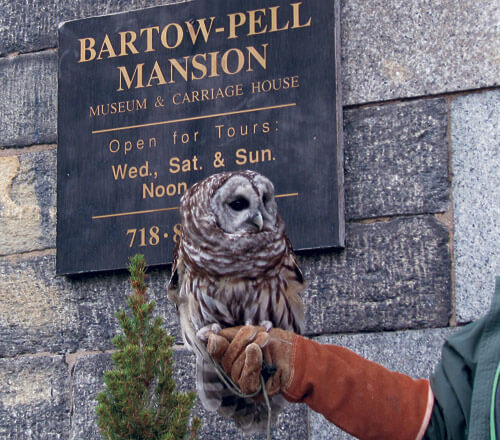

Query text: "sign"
[57, 0, 344, 275]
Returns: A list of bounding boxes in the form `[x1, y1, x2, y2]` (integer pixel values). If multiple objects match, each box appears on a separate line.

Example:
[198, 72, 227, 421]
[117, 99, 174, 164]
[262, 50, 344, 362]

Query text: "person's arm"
[208, 326, 434, 440]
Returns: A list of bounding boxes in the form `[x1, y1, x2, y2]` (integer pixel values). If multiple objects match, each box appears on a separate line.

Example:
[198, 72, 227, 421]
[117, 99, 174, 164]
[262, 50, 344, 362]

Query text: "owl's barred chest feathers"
[192, 273, 280, 327]
[181, 246, 303, 333]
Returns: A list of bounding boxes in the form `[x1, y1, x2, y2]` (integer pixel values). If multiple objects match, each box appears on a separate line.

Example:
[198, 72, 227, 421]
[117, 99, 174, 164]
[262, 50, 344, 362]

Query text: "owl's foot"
[259, 320, 273, 332]
[197, 323, 222, 342]
[243, 319, 273, 332]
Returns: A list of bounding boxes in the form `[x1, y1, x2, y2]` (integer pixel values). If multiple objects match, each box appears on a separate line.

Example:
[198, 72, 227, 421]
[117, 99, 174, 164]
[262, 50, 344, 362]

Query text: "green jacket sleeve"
[425, 277, 500, 440]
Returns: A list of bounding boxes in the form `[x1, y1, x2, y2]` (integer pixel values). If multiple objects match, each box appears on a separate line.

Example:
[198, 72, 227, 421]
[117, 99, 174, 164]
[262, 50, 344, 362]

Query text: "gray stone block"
[71, 350, 307, 440]
[344, 98, 449, 220]
[0, 254, 179, 356]
[451, 90, 500, 323]
[0, 148, 56, 255]
[0, 0, 184, 56]
[0, 354, 69, 439]
[0, 255, 79, 356]
[309, 327, 456, 439]
[70, 353, 112, 440]
[0, 51, 57, 147]
[300, 215, 452, 334]
[341, 0, 500, 104]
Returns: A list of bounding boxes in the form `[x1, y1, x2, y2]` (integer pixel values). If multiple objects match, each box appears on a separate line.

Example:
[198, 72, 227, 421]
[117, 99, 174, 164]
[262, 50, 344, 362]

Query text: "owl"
[167, 170, 305, 432]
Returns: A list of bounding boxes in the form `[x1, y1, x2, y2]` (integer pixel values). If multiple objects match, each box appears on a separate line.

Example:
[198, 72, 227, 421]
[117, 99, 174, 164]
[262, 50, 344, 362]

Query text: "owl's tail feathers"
[196, 357, 226, 411]
[196, 355, 287, 433]
[196, 352, 287, 433]
[219, 394, 287, 433]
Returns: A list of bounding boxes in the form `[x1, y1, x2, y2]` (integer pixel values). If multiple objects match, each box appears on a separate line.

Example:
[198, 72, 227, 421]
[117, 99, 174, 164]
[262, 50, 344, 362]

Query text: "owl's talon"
[197, 323, 222, 342]
[259, 320, 273, 332]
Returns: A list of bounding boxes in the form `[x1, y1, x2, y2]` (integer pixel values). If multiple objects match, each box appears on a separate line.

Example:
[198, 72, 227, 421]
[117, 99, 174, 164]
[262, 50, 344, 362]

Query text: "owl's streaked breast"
[181, 257, 303, 334]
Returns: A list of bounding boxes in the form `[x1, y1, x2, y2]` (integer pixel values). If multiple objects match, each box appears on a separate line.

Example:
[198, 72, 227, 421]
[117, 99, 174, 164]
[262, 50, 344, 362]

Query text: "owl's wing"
[169, 254, 224, 411]
[167, 239, 182, 305]
[279, 237, 306, 334]
[285, 236, 305, 287]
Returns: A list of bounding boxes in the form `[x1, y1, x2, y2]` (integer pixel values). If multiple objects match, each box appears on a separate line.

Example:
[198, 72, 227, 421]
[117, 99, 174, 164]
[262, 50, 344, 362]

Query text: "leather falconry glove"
[207, 325, 434, 440]
[207, 325, 293, 396]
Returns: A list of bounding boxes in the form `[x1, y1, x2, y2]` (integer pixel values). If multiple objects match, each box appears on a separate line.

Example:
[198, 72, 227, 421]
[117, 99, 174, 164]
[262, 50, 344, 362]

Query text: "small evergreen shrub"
[96, 254, 200, 440]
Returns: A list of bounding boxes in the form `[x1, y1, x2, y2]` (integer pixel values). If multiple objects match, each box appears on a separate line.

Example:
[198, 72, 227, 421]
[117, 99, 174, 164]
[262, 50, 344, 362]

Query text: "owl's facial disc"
[210, 174, 278, 234]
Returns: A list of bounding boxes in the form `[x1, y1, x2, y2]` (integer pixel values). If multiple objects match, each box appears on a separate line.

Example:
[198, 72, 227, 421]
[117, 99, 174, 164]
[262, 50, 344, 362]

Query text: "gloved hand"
[208, 325, 434, 440]
[207, 325, 294, 396]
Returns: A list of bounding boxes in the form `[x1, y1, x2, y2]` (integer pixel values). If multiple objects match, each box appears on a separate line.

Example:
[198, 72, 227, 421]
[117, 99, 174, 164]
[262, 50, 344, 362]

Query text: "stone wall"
[0, 1, 498, 438]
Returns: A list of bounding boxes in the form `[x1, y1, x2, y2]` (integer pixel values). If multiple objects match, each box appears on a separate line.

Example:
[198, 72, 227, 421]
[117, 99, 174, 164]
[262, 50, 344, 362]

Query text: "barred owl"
[167, 170, 305, 432]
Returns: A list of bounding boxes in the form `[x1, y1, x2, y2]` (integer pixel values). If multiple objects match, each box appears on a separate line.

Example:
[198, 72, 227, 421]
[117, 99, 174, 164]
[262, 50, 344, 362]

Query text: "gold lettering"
[235, 148, 273, 165]
[208, 51, 219, 77]
[247, 9, 267, 35]
[291, 2, 312, 29]
[161, 23, 183, 49]
[136, 98, 147, 110]
[235, 148, 247, 165]
[117, 64, 145, 91]
[146, 61, 168, 87]
[111, 160, 151, 179]
[139, 26, 160, 52]
[112, 163, 127, 180]
[169, 157, 180, 173]
[246, 44, 268, 71]
[78, 38, 96, 62]
[108, 137, 156, 154]
[185, 17, 215, 44]
[169, 57, 189, 82]
[169, 156, 200, 173]
[119, 31, 139, 56]
[143, 183, 155, 198]
[227, 12, 246, 39]
[89, 106, 99, 117]
[109, 139, 120, 153]
[116, 46, 268, 91]
[142, 182, 187, 199]
[269, 6, 290, 32]
[96, 34, 118, 60]
[191, 53, 208, 80]
[221, 48, 245, 75]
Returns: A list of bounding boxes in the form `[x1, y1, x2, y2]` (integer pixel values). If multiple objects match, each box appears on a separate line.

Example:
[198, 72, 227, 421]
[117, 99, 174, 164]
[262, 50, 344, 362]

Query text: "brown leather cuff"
[282, 333, 303, 396]
[283, 335, 432, 440]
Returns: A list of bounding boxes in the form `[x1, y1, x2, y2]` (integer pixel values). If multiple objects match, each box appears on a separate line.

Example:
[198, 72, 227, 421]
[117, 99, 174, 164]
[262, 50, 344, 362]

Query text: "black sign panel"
[57, 0, 344, 275]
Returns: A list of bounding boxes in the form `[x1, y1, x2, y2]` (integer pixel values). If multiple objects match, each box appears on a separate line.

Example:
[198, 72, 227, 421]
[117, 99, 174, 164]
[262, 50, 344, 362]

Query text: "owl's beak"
[249, 211, 264, 231]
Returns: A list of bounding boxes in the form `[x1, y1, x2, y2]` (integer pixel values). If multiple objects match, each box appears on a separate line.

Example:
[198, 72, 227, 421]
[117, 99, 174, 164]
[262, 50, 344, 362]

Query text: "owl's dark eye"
[228, 197, 249, 211]
[262, 193, 270, 204]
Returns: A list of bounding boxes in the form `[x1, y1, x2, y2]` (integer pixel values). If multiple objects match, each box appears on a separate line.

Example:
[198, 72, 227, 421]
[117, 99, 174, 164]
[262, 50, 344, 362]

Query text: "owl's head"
[209, 171, 278, 234]
[179, 171, 286, 274]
